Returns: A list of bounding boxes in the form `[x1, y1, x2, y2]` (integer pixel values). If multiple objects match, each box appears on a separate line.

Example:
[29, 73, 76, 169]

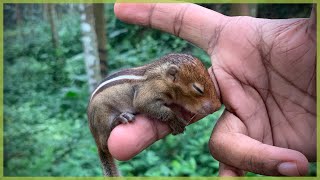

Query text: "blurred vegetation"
[3, 3, 315, 177]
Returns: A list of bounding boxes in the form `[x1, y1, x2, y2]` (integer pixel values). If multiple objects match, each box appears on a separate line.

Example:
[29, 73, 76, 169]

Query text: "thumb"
[209, 111, 309, 176]
[219, 163, 245, 176]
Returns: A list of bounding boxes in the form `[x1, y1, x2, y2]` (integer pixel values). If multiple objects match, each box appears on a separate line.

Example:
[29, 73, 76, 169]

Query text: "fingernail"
[278, 162, 300, 176]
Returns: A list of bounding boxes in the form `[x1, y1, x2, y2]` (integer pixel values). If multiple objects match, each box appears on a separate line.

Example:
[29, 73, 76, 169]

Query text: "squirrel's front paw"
[169, 119, 187, 135]
[117, 112, 135, 123]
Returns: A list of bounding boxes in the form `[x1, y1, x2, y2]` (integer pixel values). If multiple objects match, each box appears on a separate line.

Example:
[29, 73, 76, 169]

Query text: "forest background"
[3, 3, 316, 176]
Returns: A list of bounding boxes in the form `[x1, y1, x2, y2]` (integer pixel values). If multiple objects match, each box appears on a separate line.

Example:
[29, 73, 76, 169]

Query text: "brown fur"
[87, 53, 221, 176]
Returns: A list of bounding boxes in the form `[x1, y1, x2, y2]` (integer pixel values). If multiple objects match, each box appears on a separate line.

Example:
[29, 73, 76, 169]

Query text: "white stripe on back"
[90, 75, 145, 101]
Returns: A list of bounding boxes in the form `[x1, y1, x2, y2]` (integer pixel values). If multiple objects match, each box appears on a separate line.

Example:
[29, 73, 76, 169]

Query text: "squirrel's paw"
[118, 112, 135, 124]
[169, 119, 186, 135]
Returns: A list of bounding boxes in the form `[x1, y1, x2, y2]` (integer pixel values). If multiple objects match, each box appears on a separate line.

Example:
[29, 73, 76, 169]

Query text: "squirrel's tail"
[98, 148, 119, 176]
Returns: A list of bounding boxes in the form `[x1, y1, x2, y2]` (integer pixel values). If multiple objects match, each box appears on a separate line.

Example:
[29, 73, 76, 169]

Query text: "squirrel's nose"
[202, 101, 215, 114]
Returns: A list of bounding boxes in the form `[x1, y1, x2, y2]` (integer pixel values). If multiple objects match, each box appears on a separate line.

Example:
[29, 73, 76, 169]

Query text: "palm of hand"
[113, 3, 316, 176]
[209, 16, 316, 174]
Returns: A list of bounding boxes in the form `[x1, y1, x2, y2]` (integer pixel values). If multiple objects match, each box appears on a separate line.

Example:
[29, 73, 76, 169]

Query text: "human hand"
[109, 3, 316, 176]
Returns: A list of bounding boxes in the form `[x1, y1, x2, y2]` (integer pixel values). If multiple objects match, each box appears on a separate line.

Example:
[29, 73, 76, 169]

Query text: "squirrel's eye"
[192, 83, 204, 95]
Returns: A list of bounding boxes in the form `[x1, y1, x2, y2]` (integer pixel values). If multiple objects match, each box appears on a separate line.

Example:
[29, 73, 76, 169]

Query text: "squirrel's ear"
[166, 64, 179, 82]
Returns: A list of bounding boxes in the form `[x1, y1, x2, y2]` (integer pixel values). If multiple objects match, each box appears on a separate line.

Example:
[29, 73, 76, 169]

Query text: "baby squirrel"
[87, 53, 221, 176]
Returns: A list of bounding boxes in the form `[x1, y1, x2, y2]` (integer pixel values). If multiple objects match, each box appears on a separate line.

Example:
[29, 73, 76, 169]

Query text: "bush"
[4, 4, 316, 177]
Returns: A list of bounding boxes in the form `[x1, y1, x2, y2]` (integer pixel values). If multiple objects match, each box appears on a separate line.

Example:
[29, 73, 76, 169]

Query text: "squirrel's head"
[163, 54, 221, 122]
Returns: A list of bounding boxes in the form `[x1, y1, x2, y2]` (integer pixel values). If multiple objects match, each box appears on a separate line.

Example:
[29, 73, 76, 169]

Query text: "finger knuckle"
[173, 4, 190, 37]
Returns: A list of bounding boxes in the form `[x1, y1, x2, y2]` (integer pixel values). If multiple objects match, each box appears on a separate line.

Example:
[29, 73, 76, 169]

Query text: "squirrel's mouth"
[167, 103, 197, 124]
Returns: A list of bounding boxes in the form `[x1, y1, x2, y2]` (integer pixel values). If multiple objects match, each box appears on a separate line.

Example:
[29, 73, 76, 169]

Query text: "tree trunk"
[15, 4, 24, 40]
[93, 4, 108, 77]
[230, 4, 257, 17]
[249, 4, 258, 17]
[68, 4, 75, 14]
[79, 4, 102, 93]
[47, 4, 59, 49]
[230, 4, 250, 16]
[46, 4, 66, 85]
[15, 4, 22, 26]
[43, 4, 48, 20]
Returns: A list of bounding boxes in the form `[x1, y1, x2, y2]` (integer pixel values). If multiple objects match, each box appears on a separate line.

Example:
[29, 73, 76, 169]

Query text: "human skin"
[108, 3, 316, 176]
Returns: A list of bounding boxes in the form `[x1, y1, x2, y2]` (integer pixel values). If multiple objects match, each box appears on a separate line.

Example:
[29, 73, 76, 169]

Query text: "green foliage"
[105, 5, 192, 71]
[257, 4, 312, 18]
[119, 111, 224, 176]
[4, 4, 215, 176]
[4, 3, 316, 177]
[4, 51, 100, 176]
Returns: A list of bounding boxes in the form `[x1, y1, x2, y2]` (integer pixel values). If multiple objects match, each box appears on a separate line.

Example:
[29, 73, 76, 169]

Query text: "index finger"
[108, 115, 170, 161]
[108, 113, 205, 161]
[114, 3, 226, 54]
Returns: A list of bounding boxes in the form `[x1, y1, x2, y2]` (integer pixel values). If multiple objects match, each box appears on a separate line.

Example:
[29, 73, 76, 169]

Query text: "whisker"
[186, 113, 198, 126]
